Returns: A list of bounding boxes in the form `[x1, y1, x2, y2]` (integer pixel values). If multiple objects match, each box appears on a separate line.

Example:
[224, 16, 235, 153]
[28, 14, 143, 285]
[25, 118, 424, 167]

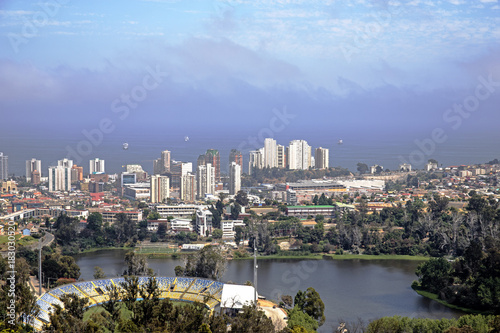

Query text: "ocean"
[1, 127, 499, 177]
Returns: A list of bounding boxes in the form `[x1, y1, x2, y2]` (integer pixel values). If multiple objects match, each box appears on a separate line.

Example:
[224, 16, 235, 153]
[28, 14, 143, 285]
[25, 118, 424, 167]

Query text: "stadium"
[30, 276, 255, 331]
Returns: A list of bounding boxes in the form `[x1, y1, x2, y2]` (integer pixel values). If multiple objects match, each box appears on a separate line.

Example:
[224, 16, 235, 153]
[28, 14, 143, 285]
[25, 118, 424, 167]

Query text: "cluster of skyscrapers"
[248, 138, 329, 174]
[146, 148, 242, 203]
[2, 139, 328, 203]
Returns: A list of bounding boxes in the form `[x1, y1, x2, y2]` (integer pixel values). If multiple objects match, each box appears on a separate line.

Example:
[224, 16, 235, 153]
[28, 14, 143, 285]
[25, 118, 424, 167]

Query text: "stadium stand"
[33, 276, 228, 331]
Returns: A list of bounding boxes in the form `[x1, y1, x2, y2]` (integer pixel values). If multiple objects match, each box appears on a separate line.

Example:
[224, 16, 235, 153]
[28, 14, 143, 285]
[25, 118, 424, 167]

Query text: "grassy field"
[323, 254, 430, 261]
[80, 246, 134, 254]
[135, 247, 179, 254]
[0, 234, 39, 250]
[412, 286, 491, 315]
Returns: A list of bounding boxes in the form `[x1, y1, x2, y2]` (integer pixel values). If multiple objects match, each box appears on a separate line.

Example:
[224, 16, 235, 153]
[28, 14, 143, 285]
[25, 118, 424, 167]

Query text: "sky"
[0, 0, 499, 172]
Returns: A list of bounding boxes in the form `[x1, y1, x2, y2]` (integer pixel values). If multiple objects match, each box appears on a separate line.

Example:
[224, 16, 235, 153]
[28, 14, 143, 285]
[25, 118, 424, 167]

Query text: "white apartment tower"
[90, 158, 105, 174]
[26, 158, 42, 179]
[315, 147, 329, 169]
[248, 149, 263, 175]
[58, 158, 73, 168]
[263, 138, 278, 168]
[196, 163, 215, 199]
[181, 173, 196, 202]
[229, 162, 241, 195]
[288, 140, 312, 170]
[161, 150, 171, 173]
[150, 175, 170, 203]
[48, 165, 72, 192]
[0, 153, 7, 180]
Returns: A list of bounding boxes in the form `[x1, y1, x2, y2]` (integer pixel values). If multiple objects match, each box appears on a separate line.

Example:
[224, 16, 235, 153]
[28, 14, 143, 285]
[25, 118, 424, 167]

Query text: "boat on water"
[123, 142, 129, 150]
[184, 136, 189, 142]
[338, 139, 343, 144]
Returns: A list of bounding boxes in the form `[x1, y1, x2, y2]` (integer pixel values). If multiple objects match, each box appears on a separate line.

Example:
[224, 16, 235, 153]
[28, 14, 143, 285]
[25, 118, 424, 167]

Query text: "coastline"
[411, 286, 492, 315]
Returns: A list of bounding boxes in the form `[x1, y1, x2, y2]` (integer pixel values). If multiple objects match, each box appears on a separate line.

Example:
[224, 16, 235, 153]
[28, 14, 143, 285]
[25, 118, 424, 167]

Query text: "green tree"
[124, 251, 149, 276]
[212, 228, 223, 239]
[231, 202, 241, 220]
[357, 163, 369, 174]
[287, 306, 318, 332]
[235, 226, 244, 246]
[182, 245, 227, 280]
[157, 223, 167, 239]
[229, 305, 275, 333]
[235, 190, 249, 206]
[302, 287, 325, 326]
[93, 266, 106, 279]
[415, 258, 453, 294]
[147, 211, 161, 220]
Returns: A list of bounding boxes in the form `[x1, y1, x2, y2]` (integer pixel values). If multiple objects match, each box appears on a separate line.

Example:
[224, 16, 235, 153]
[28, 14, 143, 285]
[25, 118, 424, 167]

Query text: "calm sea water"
[73, 250, 463, 333]
[1, 128, 499, 177]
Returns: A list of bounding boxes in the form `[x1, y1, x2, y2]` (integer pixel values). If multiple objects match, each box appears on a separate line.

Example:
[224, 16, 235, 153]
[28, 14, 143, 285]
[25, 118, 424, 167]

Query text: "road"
[27, 232, 55, 250]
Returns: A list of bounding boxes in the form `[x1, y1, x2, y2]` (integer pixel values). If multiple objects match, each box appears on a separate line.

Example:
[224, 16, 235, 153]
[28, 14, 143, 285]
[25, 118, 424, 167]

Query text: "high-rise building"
[248, 149, 263, 175]
[277, 144, 286, 168]
[263, 138, 278, 168]
[229, 149, 243, 170]
[229, 162, 241, 195]
[48, 165, 72, 192]
[90, 158, 105, 174]
[170, 161, 193, 188]
[71, 165, 83, 181]
[31, 170, 41, 185]
[205, 149, 220, 180]
[26, 158, 41, 180]
[150, 175, 170, 203]
[153, 158, 162, 175]
[196, 163, 215, 199]
[181, 173, 196, 202]
[58, 158, 73, 168]
[288, 140, 311, 170]
[315, 147, 329, 169]
[0, 153, 8, 180]
[160, 150, 171, 173]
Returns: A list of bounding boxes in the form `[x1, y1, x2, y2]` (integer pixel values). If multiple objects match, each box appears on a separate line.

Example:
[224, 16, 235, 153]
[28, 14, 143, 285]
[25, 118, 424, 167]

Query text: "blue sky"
[0, 0, 499, 156]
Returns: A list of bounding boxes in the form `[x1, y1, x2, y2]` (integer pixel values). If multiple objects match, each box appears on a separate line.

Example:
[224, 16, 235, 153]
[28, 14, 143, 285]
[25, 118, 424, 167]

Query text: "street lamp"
[47, 277, 57, 289]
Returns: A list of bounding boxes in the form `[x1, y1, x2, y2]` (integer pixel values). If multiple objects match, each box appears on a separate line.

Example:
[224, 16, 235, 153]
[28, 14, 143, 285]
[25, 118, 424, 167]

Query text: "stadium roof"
[220, 284, 255, 309]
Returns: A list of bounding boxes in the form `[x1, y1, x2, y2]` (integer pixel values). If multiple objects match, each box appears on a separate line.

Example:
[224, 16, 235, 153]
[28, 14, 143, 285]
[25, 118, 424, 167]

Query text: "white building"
[288, 140, 311, 170]
[160, 150, 171, 173]
[370, 165, 384, 174]
[181, 173, 196, 202]
[229, 162, 241, 195]
[90, 158, 105, 174]
[26, 158, 41, 179]
[155, 204, 205, 219]
[123, 183, 150, 200]
[58, 158, 73, 168]
[426, 162, 438, 171]
[0, 152, 7, 180]
[196, 208, 213, 236]
[315, 147, 329, 169]
[399, 163, 412, 172]
[48, 165, 72, 192]
[248, 149, 263, 175]
[263, 138, 278, 168]
[150, 175, 170, 203]
[221, 220, 245, 240]
[197, 163, 215, 199]
[171, 218, 193, 233]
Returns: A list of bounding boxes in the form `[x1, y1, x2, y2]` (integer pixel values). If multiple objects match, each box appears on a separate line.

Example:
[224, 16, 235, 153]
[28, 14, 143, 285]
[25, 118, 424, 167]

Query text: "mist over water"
[2, 127, 499, 177]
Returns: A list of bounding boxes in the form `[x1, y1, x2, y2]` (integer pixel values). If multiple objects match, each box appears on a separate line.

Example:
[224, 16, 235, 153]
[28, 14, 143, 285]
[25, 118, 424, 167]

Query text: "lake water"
[73, 250, 463, 332]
